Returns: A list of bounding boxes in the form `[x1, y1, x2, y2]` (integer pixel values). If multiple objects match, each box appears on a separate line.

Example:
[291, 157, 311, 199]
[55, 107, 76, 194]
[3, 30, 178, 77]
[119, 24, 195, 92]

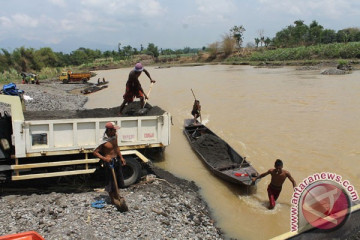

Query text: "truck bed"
[24, 102, 165, 120]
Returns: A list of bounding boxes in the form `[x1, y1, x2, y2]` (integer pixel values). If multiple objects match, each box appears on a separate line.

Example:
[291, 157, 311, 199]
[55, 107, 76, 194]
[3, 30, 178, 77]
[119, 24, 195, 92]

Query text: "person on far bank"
[191, 100, 201, 124]
[93, 122, 127, 211]
[252, 159, 296, 209]
[119, 62, 156, 114]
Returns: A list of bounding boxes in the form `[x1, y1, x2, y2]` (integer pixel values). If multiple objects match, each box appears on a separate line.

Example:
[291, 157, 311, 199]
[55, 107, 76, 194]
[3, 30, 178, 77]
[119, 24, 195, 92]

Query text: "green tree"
[0, 49, 13, 72]
[272, 28, 292, 47]
[320, 29, 336, 44]
[337, 30, 350, 43]
[34, 47, 59, 68]
[254, 38, 260, 48]
[292, 20, 309, 46]
[264, 37, 271, 47]
[307, 20, 324, 45]
[230, 25, 246, 48]
[146, 43, 159, 58]
[122, 45, 134, 58]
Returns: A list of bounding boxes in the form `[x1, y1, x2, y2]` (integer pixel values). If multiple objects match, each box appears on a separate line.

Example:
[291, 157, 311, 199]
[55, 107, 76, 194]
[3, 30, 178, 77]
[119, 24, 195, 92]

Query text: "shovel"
[137, 82, 154, 115]
[110, 161, 129, 212]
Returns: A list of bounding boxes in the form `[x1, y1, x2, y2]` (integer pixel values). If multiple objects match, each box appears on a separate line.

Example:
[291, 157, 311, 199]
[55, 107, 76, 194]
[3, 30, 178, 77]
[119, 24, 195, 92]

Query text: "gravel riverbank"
[0, 81, 224, 239]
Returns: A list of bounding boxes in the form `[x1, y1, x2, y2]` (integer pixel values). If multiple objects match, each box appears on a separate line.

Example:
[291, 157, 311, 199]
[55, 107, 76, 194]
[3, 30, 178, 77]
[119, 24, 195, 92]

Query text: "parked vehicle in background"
[59, 71, 91, 84]
[21, 72, 38, 84]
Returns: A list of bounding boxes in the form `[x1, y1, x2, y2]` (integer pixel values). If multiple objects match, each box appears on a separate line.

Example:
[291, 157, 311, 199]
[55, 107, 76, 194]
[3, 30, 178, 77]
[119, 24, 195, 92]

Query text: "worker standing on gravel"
[119, 62, 156, 114]
[93, 122, 127, 211]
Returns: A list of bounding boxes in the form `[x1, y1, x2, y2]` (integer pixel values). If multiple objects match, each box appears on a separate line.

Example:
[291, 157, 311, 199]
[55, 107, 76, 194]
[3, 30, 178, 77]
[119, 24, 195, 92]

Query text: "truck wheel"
[82, 78, 88, 83]
[63, 79, 69, 84]
[122, 157, 142, 187]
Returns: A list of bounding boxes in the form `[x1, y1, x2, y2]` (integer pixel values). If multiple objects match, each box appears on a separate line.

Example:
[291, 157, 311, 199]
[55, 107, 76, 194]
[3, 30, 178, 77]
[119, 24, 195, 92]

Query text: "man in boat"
[93, 122, 127, 211]
[119, 62, 156, 114]
[191, 100, 201, 124]
[252, 159, 296, 209]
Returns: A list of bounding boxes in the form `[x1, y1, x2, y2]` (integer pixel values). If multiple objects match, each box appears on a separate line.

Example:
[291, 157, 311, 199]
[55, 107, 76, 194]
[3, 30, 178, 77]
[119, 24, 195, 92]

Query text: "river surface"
[85, 64, 360, 240]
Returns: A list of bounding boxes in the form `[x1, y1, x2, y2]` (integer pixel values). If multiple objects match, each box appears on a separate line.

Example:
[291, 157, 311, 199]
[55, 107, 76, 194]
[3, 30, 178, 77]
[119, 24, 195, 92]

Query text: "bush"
[222, 34, 236, 57]
[0, 68, 21, 84]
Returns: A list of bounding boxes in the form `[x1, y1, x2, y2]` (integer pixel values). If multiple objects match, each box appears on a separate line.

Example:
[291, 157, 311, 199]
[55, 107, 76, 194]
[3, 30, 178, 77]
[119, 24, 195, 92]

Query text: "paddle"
[137, 82, 154, 115]
[191, 89, 202, 123]
[110, 161, 129, 212]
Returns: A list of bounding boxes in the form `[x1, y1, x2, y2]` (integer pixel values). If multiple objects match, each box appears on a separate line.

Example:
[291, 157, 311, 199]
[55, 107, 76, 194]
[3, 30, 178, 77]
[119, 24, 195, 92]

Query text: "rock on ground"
[0, 170, 223, 240]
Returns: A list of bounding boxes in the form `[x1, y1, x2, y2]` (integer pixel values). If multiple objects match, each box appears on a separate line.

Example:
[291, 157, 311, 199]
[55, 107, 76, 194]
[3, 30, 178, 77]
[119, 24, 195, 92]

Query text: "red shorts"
[267, 184, 282, 209]
[123, 87, 144, 102]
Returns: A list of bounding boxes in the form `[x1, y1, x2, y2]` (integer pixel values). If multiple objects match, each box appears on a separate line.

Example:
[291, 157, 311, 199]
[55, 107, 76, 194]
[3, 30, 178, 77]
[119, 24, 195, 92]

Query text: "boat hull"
[183, 119, 258, 186]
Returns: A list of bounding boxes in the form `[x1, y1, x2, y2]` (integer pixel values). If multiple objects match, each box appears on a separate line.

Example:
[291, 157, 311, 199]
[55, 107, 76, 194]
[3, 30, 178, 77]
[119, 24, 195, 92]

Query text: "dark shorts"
[104, 158, 125, 193]
[267, 184, 282, 208]
[191, 110, 200, 117]
[123, 86, 144, 102]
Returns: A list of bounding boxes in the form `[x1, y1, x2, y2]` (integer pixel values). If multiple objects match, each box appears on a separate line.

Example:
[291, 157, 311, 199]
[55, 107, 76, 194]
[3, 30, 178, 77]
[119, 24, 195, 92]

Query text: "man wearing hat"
[119, 62, 156, 114]
[93, 122, 127, 209]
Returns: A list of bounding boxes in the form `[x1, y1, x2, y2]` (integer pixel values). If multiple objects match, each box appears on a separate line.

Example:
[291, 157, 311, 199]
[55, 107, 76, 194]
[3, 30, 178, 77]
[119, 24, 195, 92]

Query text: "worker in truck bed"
[119, 62, 156, 114]
[93, 122, 127, 210]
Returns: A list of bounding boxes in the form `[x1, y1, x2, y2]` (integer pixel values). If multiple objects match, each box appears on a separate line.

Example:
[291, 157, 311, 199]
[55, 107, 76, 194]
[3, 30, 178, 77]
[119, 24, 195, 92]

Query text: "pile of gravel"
[0, 173, 223, 240]
[19, 82, 88, 111]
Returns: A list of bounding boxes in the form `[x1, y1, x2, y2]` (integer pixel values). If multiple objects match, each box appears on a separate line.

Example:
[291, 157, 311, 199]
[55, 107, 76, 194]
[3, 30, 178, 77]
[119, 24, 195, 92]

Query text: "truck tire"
[123, 157, 142, 187]
[62, 79, 69, 84]
[82, 78, 88, 83]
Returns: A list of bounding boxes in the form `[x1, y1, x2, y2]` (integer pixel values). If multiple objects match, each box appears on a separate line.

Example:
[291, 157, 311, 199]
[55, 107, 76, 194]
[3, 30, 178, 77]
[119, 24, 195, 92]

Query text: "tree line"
[1, 19, 359, 75]
[271, 20, 360, 48]
[0, 43, 199, 74]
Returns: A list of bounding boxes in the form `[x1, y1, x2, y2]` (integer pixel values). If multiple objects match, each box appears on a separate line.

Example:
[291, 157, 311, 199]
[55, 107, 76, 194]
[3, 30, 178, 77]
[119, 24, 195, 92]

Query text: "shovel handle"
[143, 82, 154, 107]
[111, 167, 121, 200]
[191, 88, 197, 100]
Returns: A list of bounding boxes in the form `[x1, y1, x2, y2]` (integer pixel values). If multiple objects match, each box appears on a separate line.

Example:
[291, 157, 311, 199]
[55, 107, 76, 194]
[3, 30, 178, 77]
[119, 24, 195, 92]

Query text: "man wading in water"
[93, 122, 127, 211]
[252, 159, 296, 209]
[119, 62, 156, 115]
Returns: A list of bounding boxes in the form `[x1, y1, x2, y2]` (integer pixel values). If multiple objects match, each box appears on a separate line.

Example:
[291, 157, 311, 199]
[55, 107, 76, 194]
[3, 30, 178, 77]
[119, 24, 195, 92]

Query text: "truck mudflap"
[9, 150, 150, 184]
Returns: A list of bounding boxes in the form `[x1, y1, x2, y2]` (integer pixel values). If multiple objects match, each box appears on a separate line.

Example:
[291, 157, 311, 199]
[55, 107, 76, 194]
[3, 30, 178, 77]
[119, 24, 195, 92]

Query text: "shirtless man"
[191, 100, 201, 124]
[252, 159, 296, 209]
[119, 62, 156, 114]
[93, 122, 127, 210]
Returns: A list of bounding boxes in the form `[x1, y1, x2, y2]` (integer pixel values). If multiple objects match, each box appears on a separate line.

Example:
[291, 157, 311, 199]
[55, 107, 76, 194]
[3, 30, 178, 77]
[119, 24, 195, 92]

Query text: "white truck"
[0, 95, 171, 186]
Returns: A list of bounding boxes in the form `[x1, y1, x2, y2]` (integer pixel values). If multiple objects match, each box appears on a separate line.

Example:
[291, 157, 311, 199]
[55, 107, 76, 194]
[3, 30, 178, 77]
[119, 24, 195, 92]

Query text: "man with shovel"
[119, 62, 156, 115]
[93, 122, 128, 212]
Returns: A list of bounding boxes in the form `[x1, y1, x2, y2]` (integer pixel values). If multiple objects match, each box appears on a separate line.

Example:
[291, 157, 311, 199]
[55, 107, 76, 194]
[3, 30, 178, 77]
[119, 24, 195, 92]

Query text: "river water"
[85, 64, 360, 239]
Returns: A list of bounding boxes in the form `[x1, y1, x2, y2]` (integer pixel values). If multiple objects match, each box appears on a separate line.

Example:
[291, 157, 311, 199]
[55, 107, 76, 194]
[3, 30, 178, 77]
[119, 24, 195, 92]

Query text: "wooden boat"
[183, 119, 258, 186]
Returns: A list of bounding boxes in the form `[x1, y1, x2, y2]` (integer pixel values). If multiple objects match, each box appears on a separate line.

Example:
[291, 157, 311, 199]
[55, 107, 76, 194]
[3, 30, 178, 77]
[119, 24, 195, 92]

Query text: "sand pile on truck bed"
[24, 102, 166, 120]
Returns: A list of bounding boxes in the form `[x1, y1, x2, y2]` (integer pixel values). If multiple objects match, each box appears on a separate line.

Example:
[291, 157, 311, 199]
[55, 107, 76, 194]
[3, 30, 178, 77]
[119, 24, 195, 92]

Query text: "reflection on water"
[85, 65, 360, 240]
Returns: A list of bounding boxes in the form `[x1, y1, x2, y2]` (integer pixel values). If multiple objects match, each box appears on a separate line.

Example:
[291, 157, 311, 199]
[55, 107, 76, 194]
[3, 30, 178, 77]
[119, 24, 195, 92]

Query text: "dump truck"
[59, 71, 91, 84]
[0, 95, 171, 186]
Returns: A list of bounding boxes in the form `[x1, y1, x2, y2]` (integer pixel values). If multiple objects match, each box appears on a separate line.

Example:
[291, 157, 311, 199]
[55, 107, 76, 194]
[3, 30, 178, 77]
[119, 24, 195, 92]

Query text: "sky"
[0, 0, 359, 53]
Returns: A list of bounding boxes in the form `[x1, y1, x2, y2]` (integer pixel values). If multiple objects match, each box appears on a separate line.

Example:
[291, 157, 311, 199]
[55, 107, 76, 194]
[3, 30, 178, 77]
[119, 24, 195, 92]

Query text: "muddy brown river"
[85, 64, 360, 239]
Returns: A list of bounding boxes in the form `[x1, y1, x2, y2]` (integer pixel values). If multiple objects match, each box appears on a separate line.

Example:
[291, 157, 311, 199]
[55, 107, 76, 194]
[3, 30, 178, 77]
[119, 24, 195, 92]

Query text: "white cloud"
[0, 17, 12, 28]
[139, 0, 166, 17]
[183, 0, 236, 26]
[195, 0, 236, 15]
[12, 14, 39, 28]
[78, 0, 165, 17]
[257, 0, 360, 19]
[49, 0, 67, 8]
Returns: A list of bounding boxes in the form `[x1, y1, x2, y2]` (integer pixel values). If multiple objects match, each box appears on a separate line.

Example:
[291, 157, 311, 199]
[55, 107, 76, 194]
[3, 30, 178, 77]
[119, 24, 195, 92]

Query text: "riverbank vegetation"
[1, 19, 359, 84]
